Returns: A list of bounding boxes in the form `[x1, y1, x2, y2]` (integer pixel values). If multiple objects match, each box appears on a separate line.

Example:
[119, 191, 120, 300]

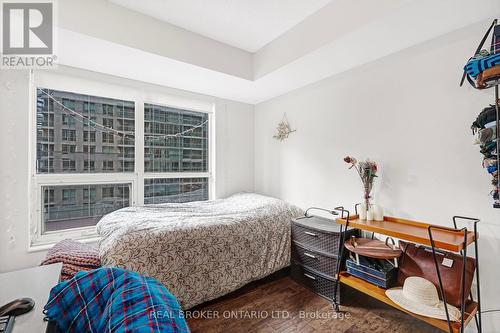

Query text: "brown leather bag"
[398, 241, 476, 307]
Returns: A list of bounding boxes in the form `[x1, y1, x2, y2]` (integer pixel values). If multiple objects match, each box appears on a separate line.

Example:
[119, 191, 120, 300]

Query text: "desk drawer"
[292, 242, 338, 277]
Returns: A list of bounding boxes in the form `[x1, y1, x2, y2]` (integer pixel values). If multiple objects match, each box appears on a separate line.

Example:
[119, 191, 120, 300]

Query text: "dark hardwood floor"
[186, 275, 443, 333]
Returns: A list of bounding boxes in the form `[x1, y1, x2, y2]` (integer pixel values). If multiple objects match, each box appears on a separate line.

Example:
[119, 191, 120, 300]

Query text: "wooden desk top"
[336, 215, 476, 252]
[0, 263, 62, 333]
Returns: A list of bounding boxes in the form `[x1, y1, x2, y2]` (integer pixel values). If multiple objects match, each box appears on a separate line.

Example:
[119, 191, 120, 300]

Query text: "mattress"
[97, 192, 303, 309]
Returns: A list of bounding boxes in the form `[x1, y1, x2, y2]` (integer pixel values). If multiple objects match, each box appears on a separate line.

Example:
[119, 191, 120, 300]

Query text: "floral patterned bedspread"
[96, 192, 303, 309]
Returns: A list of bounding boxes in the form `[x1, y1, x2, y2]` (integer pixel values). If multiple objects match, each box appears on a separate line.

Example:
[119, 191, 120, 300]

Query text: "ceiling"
[57, 0, 500, 104]
[108, 0, 333, 52]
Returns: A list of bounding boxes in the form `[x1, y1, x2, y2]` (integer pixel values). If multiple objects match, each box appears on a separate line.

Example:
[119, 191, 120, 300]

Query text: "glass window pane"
[144, 178, 208, 204]
[36, 88, 135, 174]
[144, 103, 208, 173]
[41, 183, 130, 233]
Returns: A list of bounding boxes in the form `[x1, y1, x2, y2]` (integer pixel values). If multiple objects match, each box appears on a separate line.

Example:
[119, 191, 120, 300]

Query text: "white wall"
[0, 67, 254, 272]
[255, 23, 500, 331]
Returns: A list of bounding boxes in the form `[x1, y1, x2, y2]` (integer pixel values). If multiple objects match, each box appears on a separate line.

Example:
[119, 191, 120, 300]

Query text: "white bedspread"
[97, 193, 303, 309]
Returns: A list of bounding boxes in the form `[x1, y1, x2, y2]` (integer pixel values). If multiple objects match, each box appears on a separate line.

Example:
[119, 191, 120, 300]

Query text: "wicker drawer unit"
[291, 222, 340, 254]
[291, 215, 357, 301]
[291, 263, 339, 301]
[291, 241, 338, 277]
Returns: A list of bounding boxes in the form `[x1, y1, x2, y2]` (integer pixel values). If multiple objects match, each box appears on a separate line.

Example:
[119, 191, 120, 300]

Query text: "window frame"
[29, 71, 215, 249]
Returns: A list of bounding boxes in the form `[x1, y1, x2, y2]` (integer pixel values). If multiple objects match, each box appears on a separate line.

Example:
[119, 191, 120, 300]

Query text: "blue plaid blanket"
[44, 268, 190, 333]
[464, 53, 500, 78]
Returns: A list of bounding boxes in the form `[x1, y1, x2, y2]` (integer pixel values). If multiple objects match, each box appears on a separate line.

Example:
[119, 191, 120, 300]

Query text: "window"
[144, 178, 209, 204]
[61, 129, 76, 142]
[44, 189, 55, 206]
[102, 118, 114, 128]
[34, 87, 136, 244]
[32, 82, 213, 246]
[62, 159, 76, 171]
[102, 146, 113, 154]
[42, 184, 129, 233]
[62, 189, 76, 204]
[61, 144, 76, 154]
[144, 103, 208, 173]
[62, 99, 75, 109]
[38, 113, 54, 127]
[83, 188, 96, 202]
[103, 104, 114, 116]
[83, 102, 95, 113]
[103, 161, 114, 171]
[83, 145, 95, 153]
[121, 161, 134, 172]
[84, 160, 95, 171]
[102, 187, 114, 198]
[37, 128, 54, 142]
[83, 131, 96, 143]
[62, 114, 75, 126]
[102, 133, 114, 144]
[117, 119, 134, 132]
[143, 103, 210, 204]
[83, 117, 97, 127]
[37, 89, 134, 174]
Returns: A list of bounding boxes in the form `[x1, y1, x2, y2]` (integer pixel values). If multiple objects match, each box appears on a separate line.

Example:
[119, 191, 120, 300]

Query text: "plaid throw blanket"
[44, 268, 190, 333]
[41, 239, 101, 280]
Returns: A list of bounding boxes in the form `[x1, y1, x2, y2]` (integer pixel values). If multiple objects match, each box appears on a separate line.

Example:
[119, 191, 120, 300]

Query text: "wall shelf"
[336, 215, 476, 252]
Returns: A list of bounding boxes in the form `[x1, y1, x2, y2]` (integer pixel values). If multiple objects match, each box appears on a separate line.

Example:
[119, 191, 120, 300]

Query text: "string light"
[145, 120, 208, 139]
[40, 89, 208, 139]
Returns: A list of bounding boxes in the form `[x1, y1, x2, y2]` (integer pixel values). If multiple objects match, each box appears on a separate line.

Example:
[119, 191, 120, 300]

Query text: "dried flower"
[344, 156, 357, 169]
[344, 156, 378, 208]
[273, 114, 296, 141]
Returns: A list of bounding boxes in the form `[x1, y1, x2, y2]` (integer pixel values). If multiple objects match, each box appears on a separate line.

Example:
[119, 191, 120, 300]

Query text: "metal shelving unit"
[461, 19, 500, 208]
[494, 84, 500, 208]
[333, 213, 482, 333]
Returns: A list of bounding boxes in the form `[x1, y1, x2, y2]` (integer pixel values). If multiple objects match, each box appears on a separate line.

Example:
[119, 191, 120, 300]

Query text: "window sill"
[28, 235, 100, 253]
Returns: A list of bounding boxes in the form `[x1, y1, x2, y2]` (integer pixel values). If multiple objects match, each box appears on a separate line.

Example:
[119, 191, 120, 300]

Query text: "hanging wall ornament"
[273, 113, 296, 141]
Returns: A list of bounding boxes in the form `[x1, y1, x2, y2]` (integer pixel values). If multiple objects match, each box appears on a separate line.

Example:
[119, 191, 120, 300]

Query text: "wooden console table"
[334, 214, 481, 333]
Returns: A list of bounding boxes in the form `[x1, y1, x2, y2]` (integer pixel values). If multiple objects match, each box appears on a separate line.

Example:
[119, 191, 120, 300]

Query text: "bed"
[96, 192, 303, 309]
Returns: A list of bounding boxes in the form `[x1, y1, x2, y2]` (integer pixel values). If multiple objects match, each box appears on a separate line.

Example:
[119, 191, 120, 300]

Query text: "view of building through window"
[42, 184, 130, 232]
[143, 103, 209, 204]
[36, 88, 135, 174]
[144, 178, 209, 204]
[144, 103, 208, 173]
[35, 88, 211, 236]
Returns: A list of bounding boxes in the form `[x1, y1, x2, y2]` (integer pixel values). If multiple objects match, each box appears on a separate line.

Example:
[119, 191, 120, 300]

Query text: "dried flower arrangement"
[344, 156, 378, 209]
[273, 113, 296, 141]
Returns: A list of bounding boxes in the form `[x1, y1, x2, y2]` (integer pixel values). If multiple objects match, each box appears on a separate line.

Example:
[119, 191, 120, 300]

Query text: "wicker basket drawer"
[291, 223, 340, 254]
[291, 262, 339, 302]
[292, 242, 338, 277]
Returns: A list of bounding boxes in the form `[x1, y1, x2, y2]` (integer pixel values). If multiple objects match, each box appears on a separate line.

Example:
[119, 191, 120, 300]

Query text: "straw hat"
[386, 276, 461, 322]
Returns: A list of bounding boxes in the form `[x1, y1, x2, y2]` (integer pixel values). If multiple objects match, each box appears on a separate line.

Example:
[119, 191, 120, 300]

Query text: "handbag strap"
[399, 241, 411, 266]
[476, 19, 497, 57]
[460, 19, 498, 88]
